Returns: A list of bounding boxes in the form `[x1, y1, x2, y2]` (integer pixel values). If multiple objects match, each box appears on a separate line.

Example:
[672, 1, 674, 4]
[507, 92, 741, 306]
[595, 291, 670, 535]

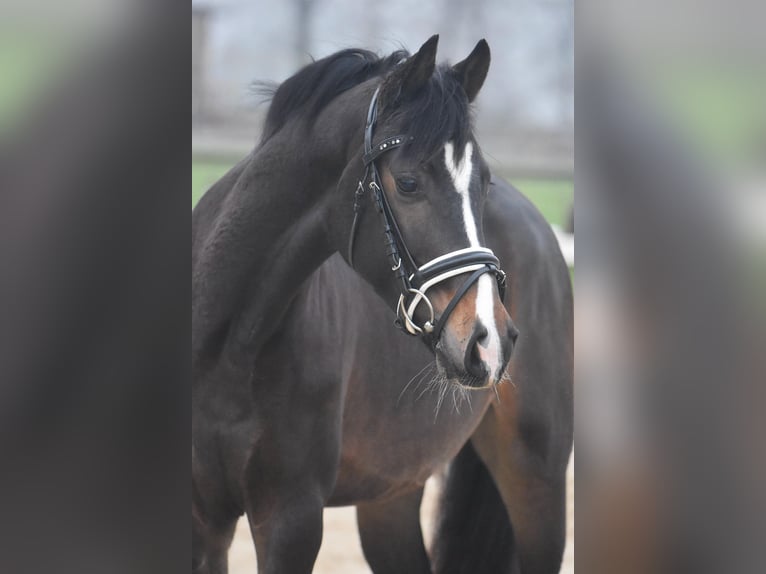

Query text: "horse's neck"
[192, 130, 354, 371]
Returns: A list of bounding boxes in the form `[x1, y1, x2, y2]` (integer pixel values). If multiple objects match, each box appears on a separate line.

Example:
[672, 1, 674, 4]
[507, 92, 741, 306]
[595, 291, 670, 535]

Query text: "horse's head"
[347, 36, 518, 389]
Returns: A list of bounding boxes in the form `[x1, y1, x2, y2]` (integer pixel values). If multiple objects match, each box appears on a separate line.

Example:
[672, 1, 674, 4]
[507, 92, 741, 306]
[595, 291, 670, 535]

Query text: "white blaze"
[444, 142, 503, 380]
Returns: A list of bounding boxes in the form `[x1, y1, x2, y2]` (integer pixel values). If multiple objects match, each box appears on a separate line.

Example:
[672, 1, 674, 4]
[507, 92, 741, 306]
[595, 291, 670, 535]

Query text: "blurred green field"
[0, 37, 64, 135]
[193, 161, 230, 207]
[657, 68, 766, 165]
[192, 160, 573, 228]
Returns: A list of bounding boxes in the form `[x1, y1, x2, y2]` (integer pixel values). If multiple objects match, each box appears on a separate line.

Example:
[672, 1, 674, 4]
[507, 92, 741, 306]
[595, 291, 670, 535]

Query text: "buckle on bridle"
[352, 180, 366, 213]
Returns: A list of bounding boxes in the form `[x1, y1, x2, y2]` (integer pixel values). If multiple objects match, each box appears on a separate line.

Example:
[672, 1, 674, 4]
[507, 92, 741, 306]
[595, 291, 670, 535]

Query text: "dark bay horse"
[192, 36, 573, 574]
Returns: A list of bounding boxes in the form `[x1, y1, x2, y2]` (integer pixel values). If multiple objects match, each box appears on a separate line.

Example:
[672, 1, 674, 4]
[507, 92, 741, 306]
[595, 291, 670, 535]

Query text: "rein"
[348, 87, 506, 345]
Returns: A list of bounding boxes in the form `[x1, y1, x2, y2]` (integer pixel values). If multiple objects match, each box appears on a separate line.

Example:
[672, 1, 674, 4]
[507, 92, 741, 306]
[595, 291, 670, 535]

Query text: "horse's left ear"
[453, 39, 491, 102]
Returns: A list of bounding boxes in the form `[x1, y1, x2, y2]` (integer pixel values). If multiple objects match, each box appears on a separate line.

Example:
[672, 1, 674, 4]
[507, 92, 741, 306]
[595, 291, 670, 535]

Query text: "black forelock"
[256, 48, 475, 159]
[379, 64, 474, 163]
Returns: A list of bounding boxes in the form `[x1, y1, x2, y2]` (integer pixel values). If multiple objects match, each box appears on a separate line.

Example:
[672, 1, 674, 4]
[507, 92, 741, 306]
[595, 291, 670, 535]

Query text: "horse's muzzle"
[436, 312, 518, 389]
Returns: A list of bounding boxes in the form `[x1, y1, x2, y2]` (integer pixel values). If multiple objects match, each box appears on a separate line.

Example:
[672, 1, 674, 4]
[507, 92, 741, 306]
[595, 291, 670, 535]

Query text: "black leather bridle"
[348, 86, 507, 345]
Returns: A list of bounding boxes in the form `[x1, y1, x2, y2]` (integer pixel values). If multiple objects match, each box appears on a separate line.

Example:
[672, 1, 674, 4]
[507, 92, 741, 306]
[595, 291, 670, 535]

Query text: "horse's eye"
[396, 177, 418, 194]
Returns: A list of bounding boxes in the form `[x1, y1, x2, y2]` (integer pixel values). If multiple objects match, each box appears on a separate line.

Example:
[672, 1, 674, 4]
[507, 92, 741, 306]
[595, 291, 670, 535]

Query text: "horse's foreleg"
[471, 404, 570, 574]
[249, 490, 325, 574]
[243, 396, 342, 574]
[192, 512, 236, 574]
[356, 488, 433, 574]
[245, 459, 332, 574]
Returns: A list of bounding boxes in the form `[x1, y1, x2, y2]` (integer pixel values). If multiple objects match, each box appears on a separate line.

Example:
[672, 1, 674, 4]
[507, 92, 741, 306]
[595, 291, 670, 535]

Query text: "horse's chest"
[327, 375, 493, 506]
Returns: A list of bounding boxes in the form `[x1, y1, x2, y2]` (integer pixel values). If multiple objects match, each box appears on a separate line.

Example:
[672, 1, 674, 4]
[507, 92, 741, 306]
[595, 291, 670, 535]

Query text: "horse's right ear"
[452, 39, 491, 103]
[380, 35, 439, 107]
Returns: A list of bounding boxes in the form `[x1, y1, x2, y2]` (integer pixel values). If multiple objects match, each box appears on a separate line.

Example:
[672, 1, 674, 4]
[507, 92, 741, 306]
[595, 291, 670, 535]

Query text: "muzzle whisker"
[416, 367, 441, 402]
[451, 386, 461, 415]
[454, 382, 473, 414]
[398, 360, 436, 405]
[499, 366, 517, 389]
[433, 378, 450, 422]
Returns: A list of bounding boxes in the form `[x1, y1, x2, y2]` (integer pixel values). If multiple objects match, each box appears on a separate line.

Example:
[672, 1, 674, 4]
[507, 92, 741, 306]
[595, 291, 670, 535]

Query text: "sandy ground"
[227, 455, 574, 573]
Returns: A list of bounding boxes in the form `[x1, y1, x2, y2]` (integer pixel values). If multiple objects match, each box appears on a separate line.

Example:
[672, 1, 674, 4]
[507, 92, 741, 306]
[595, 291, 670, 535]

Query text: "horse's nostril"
[465, 344, 488, 379]
[464, 322, 490, 380]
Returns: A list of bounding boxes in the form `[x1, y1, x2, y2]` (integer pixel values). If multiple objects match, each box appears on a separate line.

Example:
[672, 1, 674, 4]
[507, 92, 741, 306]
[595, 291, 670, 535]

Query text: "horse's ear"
[381, 35, 439, 106]
[453, 39, 491, 103]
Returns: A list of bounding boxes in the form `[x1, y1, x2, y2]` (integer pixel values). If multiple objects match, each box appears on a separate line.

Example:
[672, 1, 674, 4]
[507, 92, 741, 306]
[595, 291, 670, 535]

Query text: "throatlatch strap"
[353, 84, 417, 286]
[370, 164, 418, 280]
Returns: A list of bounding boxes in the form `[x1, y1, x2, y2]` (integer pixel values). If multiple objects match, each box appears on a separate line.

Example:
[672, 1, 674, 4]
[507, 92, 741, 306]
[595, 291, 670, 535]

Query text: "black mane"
[259, 49, 407, 142]
[258, 47, 475, 160]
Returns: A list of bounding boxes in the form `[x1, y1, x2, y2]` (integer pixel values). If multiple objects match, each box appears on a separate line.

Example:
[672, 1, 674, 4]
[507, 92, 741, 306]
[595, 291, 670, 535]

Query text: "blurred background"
[576, 2, 765, 573]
